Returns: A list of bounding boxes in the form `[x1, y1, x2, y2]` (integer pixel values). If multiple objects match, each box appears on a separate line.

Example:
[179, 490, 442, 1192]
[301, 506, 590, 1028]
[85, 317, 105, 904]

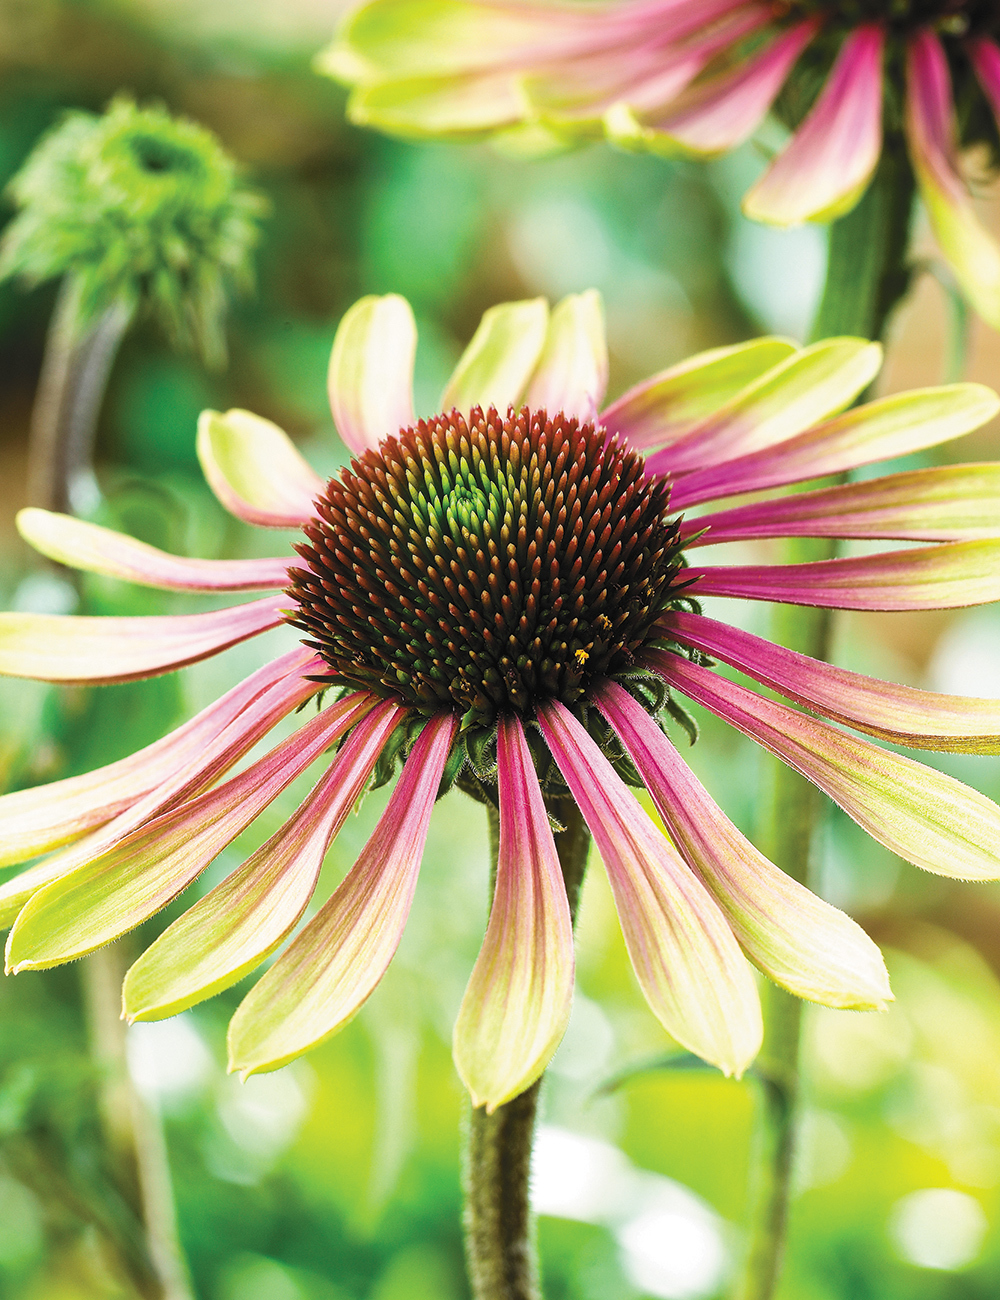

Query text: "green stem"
[26, 271, 191, 1300]
[463, 798, 589, 1300]
[735, 144, 916, 1300]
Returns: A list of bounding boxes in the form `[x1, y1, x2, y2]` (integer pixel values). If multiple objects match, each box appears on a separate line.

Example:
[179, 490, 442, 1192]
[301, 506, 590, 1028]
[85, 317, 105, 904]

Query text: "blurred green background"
[2, 2, 1000, 1298]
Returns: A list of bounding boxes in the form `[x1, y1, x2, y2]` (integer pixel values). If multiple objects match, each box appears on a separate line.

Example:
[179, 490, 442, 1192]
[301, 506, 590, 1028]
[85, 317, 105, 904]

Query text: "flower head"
[0, 96, 265, 364]
[3, 290, 1000, 1110]
[322, 1, 1000, 327]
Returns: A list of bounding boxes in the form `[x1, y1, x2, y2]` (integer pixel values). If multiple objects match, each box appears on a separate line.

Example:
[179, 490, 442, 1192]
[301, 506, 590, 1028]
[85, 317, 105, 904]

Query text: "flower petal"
[688, 539, 1000, 611]
[650, 651, 1000, 881]
[969, 37, 1000, 126]
[537, 700, 762, 1076]
[662, 608, 1000, 754]
[743, 25, 884, 226]
[595, 679, 891, 1009]
[17, 509, 290, 592]
[607, 21, 817, 158]
[227, 711, 457, 1078]
[454, 715, 574, 1110]
[682, 463, 1000, 546]
[601, 337, 797, 454]
[0, 652, 323, 926]
[0, 646, 317, 871]
[670, 383, 1000, 509]
[440, 298, 549, 414]
[346, 70, 531, 136]
[0, 594, 287, 683]
[906, 30, 1000, 330]
[644, 338, 883, 478]
[122, 699, 406, 1022]
[328, 294, 417, 455]
[197, 409, 325, 528]
[524, 290, 608, 421]
[4, 693, 374, 971]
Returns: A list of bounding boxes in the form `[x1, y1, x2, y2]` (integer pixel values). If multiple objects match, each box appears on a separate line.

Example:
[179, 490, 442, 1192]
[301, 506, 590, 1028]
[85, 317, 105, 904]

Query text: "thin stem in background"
[25, 270, 193, 1300]
[735, 143, 917, 1300]
[463, 798, 590, 1300]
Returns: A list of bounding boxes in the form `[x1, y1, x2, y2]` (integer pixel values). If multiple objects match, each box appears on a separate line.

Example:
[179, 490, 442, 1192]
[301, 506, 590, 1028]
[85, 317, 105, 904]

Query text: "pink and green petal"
[682, 463, 1000, 546]
[17, 509, 290, 592]
[196, 409, 325, 528]
[0, 646, 317, 870]
[650, 652, 1000, 881]
[328, 294, 417, 455]
[227, 712, 457, 1078]
[969, 37, 1000, 125]
[595, 680, 891, 1009]
[670, 383, 1000, 509]
[4, 694, 373, 972]
[122, 699, 406, 1023]
[537, 700, 762, 1077]
[607, 21, 817, 158]
[906, 29, 1000, 331]
[661, 609, 1000, 754]
[454, 715, 574, 1111]
[441, 298, 549, 414]
[645, 338, 883, 477]
[743, 24, 884, 226]
[688, 539, 1000, 611]
[0, 594, 287, 684]
[347, 70, 533, 137]
[0, 654, 322, 925]
[524, 290, 608, 422]
[601, 337, 797, 454]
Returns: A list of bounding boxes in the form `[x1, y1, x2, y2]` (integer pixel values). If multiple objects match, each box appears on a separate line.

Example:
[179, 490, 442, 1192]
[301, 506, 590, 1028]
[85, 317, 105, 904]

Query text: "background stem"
[26, 270, 192, 1300]
[463, 798, 589, 1300]
[735, 145, 917, 1300]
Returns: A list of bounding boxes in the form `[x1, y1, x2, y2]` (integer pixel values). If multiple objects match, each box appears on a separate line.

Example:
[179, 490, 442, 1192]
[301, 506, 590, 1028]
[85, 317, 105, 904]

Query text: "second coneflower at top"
[2, 292, 1000, 1111]
[323, 0, 1000, 327]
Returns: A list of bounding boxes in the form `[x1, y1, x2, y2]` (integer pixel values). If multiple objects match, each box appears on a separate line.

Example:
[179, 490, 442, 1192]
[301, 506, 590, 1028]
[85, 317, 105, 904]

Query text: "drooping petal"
[644, 338, 883, 477]
[595, 680, 891, 1009]
[661, 609, 1000, 754]
[669, 383, 1000, 509]
[601, 337, 797, 453]
[346, 70, 532, 137]
[0, 594, 287, 684]
[906, 29, 1000, 331]
[649, 651, 1000, 881]
[688, 539, 1000, 611]
[227, 712, 457, 1078]
[122, 699, 406, 1023]
[681, 464, 1000, 546]
[0, 653, 323, 926]
[17, 509, 290, 592]
[328, 294, 417, 455]
[454, 715, 574, 1111]
[537, 700, 762, 1076]
[4, 693, 374, 971]
[0, 646, 317, 870]
[196, 410, 325, 528]
[969, 37, 1000, 125]
[524, 290, 608, 421]
[743, 25, 884, 226]
[440, 299, 549, 414]
[606, 21, 817, 158]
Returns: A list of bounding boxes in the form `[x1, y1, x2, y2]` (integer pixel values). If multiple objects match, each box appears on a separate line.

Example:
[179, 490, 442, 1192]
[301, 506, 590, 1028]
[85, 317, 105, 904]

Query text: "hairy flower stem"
[463, 798, 589, 1300]
[736, 145, 916, 1300]
[25, 271, 191, 1299]
[27, 274, 131, 514]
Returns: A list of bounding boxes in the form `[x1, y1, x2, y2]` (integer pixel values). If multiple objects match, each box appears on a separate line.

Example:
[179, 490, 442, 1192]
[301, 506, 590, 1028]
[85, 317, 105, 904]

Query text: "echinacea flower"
[3, 290, 1000, 1112]
[322, 1, 1000, 327]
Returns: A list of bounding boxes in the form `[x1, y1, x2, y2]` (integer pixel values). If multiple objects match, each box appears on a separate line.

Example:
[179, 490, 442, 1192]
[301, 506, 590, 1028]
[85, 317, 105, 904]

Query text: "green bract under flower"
[0, 96, 265, 364]
[288, 405, 683, 728]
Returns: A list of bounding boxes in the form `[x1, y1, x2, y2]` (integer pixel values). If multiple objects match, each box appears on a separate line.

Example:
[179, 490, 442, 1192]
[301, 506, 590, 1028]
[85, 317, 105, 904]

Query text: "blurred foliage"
[0, 2, 999, 1299]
